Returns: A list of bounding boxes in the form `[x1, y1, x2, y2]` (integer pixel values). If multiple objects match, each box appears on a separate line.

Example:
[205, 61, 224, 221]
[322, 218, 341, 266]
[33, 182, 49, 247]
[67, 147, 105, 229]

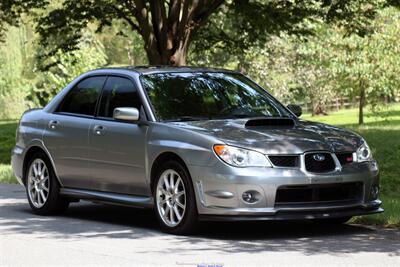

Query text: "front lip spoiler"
[198, 206, 384, 222]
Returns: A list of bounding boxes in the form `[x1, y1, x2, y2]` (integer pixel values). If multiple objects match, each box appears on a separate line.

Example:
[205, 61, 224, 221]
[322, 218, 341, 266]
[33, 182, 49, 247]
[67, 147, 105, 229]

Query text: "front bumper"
[11, 145, 25, 186]
[189, 160, 382, 219]
[199, 201, 383, 221]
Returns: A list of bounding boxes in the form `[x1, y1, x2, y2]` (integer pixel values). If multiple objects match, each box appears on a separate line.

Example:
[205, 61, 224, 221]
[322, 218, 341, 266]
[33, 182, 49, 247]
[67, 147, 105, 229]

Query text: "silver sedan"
[11, 67, 382, 234]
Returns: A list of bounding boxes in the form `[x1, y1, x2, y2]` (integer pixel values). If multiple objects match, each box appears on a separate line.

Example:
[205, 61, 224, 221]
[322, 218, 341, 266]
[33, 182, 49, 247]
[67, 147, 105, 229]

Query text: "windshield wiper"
[165, 114, 292, 122]
[163, 116, 210, 122]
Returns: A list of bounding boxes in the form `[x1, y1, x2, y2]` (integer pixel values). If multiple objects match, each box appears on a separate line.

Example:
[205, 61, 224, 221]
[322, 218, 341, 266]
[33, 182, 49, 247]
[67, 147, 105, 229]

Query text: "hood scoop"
[245, 117, 295, 128]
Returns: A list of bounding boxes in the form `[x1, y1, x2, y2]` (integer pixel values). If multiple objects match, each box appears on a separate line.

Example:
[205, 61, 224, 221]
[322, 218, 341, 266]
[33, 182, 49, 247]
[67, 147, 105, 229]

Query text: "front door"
[88, 76, 149, 196]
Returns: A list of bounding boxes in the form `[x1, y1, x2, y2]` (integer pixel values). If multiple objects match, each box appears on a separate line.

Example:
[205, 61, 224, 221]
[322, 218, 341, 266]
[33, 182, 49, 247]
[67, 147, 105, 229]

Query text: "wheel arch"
[150, 151, 192, 193]
[22, 145, 62, 186]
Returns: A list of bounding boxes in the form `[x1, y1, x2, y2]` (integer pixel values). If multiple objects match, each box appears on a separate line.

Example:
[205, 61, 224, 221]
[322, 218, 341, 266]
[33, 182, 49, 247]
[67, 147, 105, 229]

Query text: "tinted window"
[98, 76, 141, 118]
[59, 76, 106, 116]
[140, 72, 291, 121]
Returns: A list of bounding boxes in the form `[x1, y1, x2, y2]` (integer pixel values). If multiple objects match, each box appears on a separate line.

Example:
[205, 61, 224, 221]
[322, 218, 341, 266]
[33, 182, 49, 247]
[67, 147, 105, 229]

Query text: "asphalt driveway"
[0, 183, 399, 266]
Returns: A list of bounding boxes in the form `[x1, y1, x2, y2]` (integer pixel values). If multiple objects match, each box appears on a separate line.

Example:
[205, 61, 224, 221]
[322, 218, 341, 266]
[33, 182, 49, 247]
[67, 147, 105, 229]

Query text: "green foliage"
[96, 23, 147, 66]
[0, 26, 32, 119]
[331, 8, 400, 106]
[31, 29, 108, 106]
[0, 0, 48, 41]
[3, 0, 392, 66]
[193, 6, 400, 121]
[193, 0, 386, 61]
[0, 164, 15, 184]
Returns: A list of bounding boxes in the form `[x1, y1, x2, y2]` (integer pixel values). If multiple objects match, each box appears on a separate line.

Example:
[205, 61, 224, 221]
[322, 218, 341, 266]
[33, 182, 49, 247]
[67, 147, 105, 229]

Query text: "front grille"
[305, 152, 336, 173]
[336, 152, 354, 166]
[275, 182, 363, 205]
[268, 155, 299, 167]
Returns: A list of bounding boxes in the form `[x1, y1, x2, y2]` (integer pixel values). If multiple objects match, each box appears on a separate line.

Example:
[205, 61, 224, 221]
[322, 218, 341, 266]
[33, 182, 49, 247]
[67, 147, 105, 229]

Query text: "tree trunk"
[358, 86, 366, 125]
[131, 0, 224, 66]
[144, 32, 190, 66]
[145, 40, 189, 66]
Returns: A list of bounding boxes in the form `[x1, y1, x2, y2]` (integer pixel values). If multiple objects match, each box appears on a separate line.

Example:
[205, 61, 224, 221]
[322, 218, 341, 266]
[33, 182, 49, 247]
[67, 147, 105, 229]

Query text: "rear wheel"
[313, 216, 352, 225]
[25, 151, 69, 215]
[153, 160, 198, 235]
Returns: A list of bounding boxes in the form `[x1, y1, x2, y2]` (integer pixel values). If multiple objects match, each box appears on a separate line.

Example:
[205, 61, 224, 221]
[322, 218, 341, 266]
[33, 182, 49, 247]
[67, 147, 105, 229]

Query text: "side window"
[58, 76, 106, 116]
[98, 76, 142, 118]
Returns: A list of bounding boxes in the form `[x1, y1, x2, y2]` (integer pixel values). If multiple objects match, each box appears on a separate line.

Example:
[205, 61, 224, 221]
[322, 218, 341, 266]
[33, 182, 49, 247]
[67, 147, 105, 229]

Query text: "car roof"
[92, 66, 237, 75]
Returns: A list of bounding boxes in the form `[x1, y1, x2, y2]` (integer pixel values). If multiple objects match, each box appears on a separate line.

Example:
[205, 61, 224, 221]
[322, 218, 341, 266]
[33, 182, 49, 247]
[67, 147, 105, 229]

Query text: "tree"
[0, 25, 32, 119]
[0, 1, 47, 41]
[330, 7, 400, 124]
[32, 29, 108, 106]
[3, 0, 390, 67]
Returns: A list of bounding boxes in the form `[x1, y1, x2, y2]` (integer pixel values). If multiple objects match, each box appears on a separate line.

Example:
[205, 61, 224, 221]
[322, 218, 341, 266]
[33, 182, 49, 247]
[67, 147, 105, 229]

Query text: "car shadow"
[1, 196, 399, 256]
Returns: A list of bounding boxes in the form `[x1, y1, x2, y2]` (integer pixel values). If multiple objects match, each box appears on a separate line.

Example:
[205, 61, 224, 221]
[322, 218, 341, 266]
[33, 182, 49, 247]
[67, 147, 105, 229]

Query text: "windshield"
[140, 72, 292, 121]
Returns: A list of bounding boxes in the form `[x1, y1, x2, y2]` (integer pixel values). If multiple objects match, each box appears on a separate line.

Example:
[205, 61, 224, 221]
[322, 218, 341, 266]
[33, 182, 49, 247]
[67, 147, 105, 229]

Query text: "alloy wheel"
[27, 158, 50, 208]
[156, 169, 186, 227]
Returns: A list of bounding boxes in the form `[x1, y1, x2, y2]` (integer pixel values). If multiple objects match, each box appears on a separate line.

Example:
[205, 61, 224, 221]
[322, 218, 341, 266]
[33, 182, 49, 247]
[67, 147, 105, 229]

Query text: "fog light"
[371, 185, 379, 200]
[242, 190, 260, 204]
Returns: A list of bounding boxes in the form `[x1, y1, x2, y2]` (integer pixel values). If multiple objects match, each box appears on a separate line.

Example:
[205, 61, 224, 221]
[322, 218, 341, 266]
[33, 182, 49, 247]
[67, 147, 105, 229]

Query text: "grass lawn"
[0, 120, 18, 183]
[0, 104, 399, 226]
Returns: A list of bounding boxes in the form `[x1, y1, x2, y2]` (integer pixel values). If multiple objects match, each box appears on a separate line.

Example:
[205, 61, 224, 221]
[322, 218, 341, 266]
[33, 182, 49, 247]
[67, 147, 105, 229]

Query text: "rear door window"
[58, 76, 106, 116]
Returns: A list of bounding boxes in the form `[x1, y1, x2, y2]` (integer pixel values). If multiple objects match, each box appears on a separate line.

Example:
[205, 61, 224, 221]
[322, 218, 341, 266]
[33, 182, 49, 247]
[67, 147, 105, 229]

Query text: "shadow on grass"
[340, 120, 400, 130]
[365, 108, 400, 119]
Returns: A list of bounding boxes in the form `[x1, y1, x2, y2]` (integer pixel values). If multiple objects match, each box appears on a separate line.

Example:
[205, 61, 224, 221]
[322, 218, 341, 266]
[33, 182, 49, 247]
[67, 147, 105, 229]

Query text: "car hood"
[169, 119, 363, 154]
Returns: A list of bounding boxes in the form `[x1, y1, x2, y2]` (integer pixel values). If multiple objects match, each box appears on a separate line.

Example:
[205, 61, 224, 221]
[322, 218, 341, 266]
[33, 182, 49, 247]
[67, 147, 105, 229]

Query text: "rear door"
[88, 76, 149, 195]
[43, 76, 106, 189]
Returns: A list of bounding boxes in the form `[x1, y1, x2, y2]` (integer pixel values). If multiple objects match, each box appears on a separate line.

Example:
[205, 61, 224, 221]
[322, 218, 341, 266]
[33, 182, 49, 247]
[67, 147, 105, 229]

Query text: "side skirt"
[60, 188, 154, 209]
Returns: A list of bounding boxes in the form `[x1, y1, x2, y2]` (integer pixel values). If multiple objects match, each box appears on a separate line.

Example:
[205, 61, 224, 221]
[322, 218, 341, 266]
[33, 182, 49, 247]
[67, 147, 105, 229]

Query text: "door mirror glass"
[113, 107, 139, 122]
[287, 104, 302, 117]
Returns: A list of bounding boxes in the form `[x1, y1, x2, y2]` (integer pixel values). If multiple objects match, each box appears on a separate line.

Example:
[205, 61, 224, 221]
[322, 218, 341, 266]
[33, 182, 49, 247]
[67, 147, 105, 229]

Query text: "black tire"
[313, 216, 352, 225]
[153, 160, 198, 235]
[25, 151, 69, 215]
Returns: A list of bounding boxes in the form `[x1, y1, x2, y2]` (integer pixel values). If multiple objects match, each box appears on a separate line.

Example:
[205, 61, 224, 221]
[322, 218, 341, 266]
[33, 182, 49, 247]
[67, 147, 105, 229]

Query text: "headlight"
[213, 144, 272, 167]
[356, 142, 373, 162]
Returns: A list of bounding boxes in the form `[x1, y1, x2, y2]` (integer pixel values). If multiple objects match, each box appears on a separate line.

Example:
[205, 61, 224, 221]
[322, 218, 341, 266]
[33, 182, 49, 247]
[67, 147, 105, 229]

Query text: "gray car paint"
[88, 118, 149, 195]
[166, 119, 363, 154]
[11, 67, 382, 220]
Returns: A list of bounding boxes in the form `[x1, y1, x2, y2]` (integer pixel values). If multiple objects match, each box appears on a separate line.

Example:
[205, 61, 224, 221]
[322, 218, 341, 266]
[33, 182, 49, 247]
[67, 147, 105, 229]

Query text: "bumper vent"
[305, 152, 336, 173]
[336, 152, 354, 166]
[275, 182, 363, 205]
[269, 155, 299, 167]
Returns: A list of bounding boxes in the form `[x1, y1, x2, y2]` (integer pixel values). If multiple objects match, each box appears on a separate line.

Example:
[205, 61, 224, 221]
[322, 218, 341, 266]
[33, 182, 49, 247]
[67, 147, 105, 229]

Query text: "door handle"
[48, 120, 59, 129]
[93, 125, 106, 136]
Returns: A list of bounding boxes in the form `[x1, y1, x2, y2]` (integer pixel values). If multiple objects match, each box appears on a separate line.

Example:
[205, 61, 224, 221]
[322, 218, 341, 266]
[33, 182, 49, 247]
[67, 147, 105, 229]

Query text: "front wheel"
[25, 151, 69, 215]
[153, 161, 198, 235]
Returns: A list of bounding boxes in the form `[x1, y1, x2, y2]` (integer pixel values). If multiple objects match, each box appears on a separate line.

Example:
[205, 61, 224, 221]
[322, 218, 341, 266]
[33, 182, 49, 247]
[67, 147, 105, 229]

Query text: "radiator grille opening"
[275, 182, 363, 206]
[268, 155, 299, 167]
[305, 152, 336, 173]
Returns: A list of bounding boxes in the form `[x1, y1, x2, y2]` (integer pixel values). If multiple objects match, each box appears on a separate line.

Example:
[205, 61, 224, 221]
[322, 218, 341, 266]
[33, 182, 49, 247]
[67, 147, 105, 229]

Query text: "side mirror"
[287, 104, 302, 117]
[113, 107, 139, 122]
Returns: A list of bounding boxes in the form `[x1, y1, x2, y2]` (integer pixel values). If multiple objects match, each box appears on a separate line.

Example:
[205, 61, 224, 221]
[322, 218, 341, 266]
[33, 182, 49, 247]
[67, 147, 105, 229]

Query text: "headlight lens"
[356, 142, 373, 162]
[213, 145, 271, 167]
